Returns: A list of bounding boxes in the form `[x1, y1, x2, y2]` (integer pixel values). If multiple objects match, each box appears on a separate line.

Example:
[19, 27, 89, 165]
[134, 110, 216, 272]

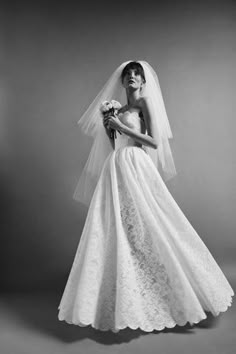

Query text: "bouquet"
[100, 100, 122, 139]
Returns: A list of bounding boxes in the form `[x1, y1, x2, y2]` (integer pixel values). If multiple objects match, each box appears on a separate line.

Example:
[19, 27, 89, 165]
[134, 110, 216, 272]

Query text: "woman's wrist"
[119, 123, 128, 134]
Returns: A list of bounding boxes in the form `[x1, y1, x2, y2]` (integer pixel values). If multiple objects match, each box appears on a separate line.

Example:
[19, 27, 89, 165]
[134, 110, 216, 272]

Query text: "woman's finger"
[103, 116, 110, 122]
[103, 116, 110, 123]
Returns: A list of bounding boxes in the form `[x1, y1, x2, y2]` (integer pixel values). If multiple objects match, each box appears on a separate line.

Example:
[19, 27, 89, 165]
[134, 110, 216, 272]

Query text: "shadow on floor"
[1, 291, 221, 345]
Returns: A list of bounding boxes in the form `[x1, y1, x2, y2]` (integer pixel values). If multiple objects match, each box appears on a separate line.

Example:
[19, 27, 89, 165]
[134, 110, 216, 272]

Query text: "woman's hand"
[103, 112, 111, 129]
[105, 114, 123, 131]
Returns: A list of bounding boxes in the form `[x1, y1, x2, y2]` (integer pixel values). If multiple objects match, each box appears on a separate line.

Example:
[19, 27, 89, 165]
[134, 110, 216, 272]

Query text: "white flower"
[100, 100, 121, 116]
[100, 101, 113, 113]
[111, 100, 122, 110]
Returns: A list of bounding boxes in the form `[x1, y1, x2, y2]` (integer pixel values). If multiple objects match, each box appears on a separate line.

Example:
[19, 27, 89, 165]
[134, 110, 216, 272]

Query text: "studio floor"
[1, 265, 235, 354]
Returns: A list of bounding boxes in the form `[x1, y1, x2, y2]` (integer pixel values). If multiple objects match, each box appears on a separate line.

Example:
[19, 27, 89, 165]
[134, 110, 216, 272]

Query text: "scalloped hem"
[58, 294, 234, 333]
[58, 315, 204, 333]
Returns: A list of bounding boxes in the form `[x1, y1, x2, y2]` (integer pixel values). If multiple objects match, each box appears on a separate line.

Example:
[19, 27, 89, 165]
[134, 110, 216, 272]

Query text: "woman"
[58, 61, 234, 333]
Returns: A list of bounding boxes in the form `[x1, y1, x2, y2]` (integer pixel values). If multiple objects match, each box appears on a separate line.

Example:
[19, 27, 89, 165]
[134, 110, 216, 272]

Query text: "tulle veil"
[73, 60, 177, 206]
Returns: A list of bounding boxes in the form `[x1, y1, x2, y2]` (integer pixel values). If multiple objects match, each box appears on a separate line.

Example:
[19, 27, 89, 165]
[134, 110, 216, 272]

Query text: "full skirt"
[58, 146, 234, 332]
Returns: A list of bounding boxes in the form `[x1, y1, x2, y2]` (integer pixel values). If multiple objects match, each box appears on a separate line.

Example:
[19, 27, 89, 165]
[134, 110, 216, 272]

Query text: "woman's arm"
[103, 113, 115, 149]
[119, 124, 157, 149]
[104, 126, 115, 149]
[105, 97, 158, 150]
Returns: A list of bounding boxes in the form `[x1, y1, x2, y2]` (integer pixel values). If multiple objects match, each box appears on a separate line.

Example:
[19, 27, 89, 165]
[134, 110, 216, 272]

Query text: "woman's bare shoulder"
[139, 96, 151, 107]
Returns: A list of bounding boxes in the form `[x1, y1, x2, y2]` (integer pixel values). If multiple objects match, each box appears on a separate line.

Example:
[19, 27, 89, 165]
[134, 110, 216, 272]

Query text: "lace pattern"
[58, 144, 234, 332]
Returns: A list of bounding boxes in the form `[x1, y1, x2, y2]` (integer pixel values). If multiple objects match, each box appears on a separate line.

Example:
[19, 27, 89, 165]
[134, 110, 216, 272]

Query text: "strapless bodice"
[115, 111, 144, 150]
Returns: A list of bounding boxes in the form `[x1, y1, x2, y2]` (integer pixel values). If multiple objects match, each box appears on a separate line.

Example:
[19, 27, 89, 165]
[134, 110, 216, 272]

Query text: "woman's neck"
[126, 88, 141, 108]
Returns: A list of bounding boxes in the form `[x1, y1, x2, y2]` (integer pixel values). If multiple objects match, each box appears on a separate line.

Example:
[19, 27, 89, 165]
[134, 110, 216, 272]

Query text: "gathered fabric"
[58, 123, 234, 333]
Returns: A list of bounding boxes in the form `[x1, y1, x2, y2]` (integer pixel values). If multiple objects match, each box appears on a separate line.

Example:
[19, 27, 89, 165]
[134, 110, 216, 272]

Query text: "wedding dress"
[57, 111, 234, 333]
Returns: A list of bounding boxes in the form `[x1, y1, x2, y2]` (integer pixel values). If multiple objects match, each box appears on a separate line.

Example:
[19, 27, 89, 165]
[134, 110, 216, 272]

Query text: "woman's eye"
[125, 70, 138, 79]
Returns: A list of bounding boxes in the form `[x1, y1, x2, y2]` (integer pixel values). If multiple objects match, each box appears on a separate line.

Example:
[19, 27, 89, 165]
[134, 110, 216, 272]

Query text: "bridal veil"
[73, 60, 177, 206]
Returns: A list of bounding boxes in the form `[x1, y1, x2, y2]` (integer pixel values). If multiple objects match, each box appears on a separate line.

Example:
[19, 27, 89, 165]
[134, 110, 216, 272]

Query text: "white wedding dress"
[58, 111, 234, 333]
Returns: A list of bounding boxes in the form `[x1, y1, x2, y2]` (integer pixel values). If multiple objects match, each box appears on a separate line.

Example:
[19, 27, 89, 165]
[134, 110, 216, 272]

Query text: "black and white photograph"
[1, 0, 236, 353]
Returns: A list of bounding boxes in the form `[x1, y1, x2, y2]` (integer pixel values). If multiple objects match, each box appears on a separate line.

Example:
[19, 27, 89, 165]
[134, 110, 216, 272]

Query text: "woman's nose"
[128, 71, 135, 79]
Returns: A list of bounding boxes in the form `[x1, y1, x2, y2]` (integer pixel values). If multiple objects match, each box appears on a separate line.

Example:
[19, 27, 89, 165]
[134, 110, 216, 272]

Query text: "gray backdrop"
[2, 0, 236, 292]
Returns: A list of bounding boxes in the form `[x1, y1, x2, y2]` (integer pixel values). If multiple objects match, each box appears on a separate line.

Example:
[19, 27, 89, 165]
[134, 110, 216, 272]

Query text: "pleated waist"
[114, 134, 145, 152]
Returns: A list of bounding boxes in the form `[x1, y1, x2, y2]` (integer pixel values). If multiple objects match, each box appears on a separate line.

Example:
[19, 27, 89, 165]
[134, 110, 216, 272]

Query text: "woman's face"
[122, 69, 144, 91]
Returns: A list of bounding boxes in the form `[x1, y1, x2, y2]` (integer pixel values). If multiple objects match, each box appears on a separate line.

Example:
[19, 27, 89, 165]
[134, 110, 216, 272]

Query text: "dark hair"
[121, 61, 146, 84]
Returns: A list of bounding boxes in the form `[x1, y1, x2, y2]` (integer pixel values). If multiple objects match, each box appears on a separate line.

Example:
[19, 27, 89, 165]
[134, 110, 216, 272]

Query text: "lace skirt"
[58, 146, 234, 332]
